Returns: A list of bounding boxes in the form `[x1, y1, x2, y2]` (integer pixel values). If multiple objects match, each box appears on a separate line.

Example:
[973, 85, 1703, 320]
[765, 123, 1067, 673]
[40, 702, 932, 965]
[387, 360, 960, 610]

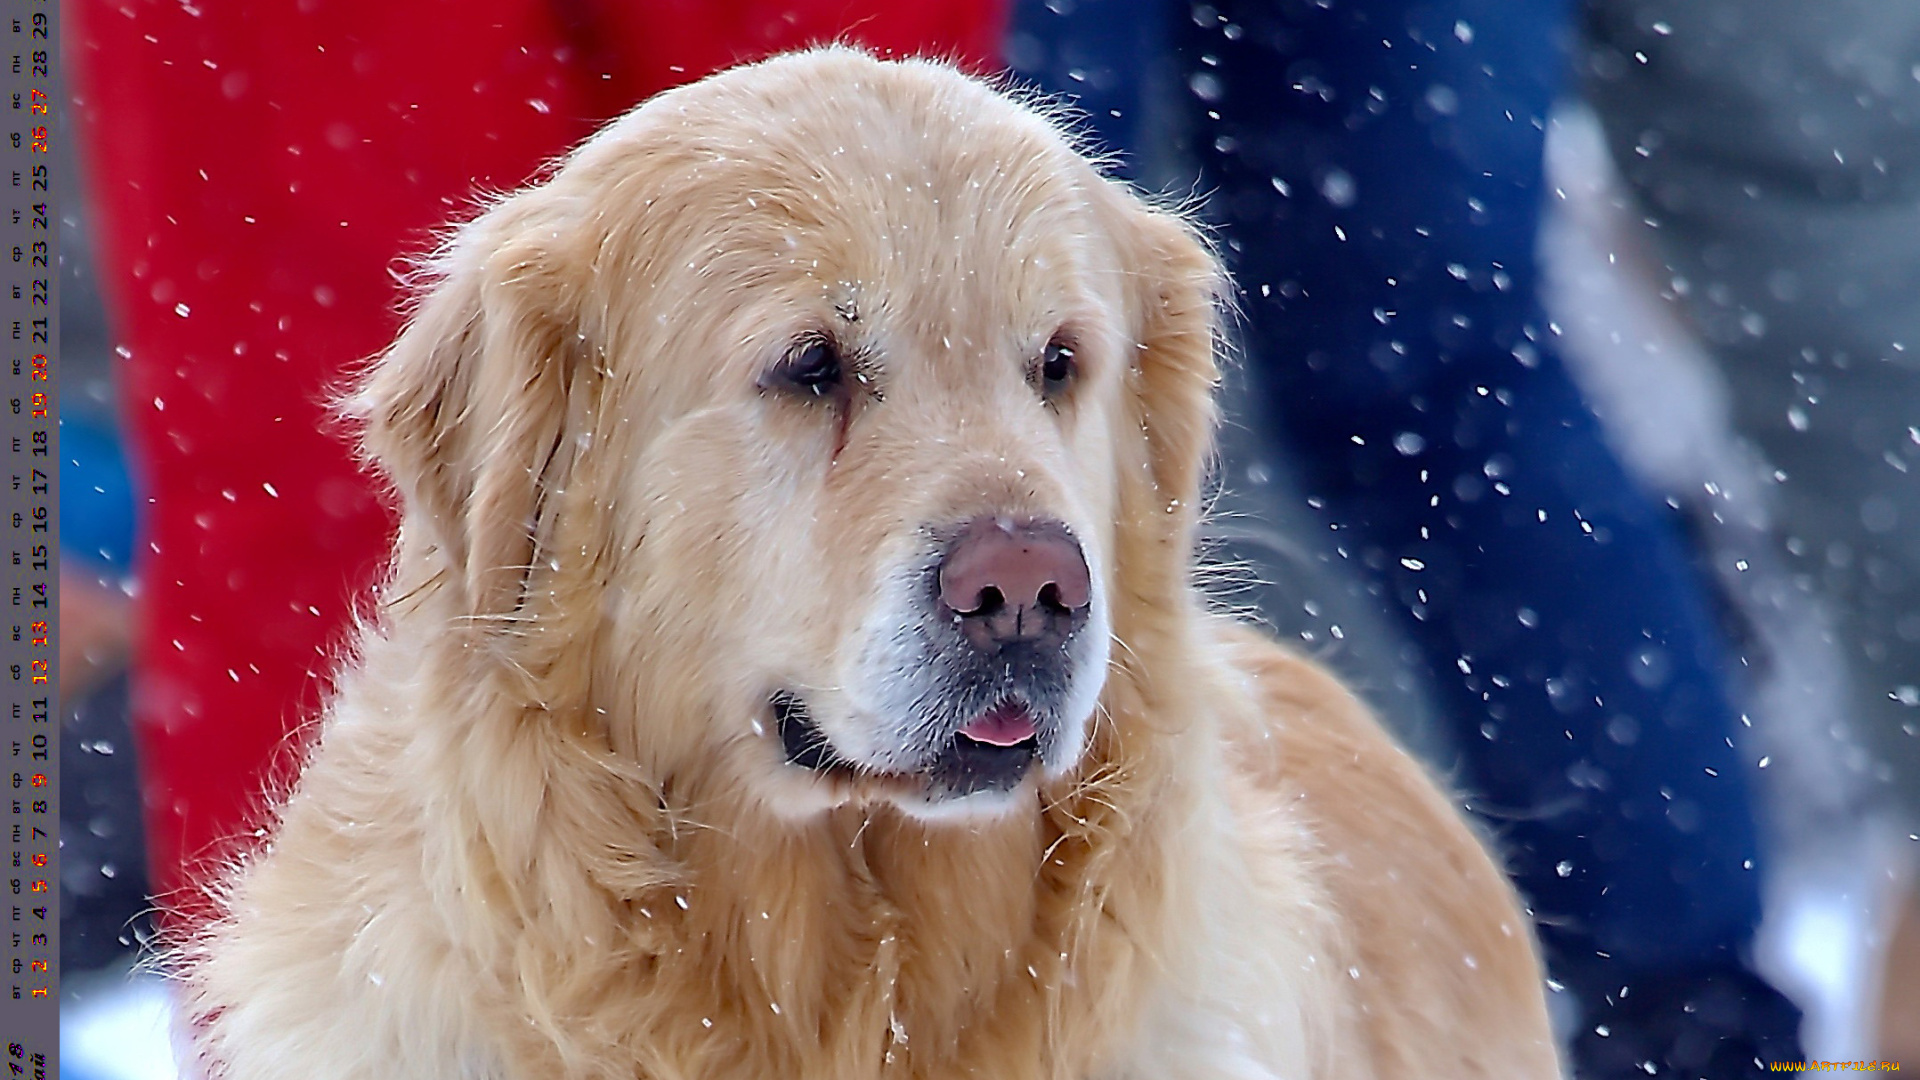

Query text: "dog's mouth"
[772, 691, 1042, 800]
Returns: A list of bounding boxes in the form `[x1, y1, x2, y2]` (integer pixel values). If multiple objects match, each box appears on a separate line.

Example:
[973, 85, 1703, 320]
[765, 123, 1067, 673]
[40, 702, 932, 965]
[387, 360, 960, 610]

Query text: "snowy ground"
[61, 963, 180, 1080]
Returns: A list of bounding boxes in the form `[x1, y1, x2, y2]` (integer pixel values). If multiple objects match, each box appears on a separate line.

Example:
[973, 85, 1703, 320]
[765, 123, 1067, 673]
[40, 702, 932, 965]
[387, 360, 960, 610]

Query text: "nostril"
[1037, 581, 1065, 614]
[951, 585, 1005, 618]
[966, 585, 1005, 617]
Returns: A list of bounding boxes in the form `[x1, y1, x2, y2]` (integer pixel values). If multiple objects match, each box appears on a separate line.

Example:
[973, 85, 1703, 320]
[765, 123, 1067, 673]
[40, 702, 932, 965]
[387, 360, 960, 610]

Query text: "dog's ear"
[349, 192, 587, 626]
[1106, 193, 1225, 591]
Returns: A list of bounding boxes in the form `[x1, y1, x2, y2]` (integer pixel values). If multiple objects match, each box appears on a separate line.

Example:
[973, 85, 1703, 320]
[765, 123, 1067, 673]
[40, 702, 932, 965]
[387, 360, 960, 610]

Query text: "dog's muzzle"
[771, 515, 1096, 802]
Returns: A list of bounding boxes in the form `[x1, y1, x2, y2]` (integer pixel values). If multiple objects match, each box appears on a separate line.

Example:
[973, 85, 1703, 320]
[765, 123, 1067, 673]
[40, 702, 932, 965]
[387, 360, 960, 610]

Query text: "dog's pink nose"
[938, 517, 1090, 650]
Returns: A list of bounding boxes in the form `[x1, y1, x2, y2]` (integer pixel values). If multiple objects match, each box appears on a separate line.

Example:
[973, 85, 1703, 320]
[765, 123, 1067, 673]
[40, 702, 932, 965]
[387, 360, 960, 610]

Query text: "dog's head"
[354, 48, 1221, 822]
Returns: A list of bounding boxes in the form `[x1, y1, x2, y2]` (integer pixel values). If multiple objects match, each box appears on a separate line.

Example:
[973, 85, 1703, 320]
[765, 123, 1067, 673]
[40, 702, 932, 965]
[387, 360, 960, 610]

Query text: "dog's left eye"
[1037, 339, 1076, 397]
[764, 337, 845, 398]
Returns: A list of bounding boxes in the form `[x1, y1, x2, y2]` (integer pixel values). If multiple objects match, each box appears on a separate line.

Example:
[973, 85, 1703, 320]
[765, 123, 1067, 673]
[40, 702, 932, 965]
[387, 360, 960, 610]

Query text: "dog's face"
[356, 49, 1221, 823]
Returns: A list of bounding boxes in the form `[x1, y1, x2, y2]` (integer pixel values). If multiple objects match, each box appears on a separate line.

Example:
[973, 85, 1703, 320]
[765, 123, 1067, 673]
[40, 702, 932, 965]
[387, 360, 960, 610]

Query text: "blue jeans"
[1010, 0, 1771, 1012]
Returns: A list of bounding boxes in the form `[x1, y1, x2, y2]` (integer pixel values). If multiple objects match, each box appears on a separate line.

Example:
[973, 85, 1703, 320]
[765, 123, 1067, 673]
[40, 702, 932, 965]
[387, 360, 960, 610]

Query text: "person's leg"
[1169, 0, 1802, 1071]
[72, 0, 595, 925]
[1581, 1, 1920, 1056]
[1582, 0, 1920, 823]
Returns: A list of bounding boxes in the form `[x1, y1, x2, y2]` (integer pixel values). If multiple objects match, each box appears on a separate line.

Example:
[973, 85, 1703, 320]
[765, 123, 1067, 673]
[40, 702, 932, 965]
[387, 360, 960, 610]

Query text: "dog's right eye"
[763, 337, 845, 398]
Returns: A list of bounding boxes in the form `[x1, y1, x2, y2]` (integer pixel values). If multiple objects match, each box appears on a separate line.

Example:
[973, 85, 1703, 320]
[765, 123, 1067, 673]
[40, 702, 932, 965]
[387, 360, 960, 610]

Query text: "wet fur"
[174, 48, 1561, 1080]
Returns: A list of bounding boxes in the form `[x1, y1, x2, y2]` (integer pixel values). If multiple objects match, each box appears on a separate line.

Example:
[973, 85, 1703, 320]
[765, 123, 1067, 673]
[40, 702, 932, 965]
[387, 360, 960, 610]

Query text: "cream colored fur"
[174, 47, 1562, 1080]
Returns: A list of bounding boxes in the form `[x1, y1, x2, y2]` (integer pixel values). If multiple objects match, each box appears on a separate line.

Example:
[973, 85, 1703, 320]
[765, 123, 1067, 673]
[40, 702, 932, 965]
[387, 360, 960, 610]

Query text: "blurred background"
[55, 1, 1920, 1077]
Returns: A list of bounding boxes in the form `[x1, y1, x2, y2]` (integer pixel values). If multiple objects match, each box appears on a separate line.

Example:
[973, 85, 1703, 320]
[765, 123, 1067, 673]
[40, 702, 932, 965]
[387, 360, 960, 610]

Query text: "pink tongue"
[959, 704, 1038, 747]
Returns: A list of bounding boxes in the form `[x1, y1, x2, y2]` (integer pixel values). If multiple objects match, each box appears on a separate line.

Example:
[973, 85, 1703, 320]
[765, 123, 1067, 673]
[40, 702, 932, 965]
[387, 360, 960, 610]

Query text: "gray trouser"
[1583, 0, 1920, 813]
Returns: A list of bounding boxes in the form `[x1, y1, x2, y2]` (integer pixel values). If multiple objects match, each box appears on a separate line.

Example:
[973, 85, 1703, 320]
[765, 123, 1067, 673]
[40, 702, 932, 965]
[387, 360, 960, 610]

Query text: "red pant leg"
[72, 0, 600, 920]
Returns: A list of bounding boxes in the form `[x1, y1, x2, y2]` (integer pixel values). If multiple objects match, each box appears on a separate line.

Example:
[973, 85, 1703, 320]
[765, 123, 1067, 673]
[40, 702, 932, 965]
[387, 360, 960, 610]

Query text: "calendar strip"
[2, 0, 58, 1072]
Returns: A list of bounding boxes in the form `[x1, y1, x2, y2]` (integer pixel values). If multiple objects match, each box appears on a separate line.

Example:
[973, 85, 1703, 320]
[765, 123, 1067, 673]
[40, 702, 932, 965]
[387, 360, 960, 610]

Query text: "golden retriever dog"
[177, 47, 1561, 1080]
